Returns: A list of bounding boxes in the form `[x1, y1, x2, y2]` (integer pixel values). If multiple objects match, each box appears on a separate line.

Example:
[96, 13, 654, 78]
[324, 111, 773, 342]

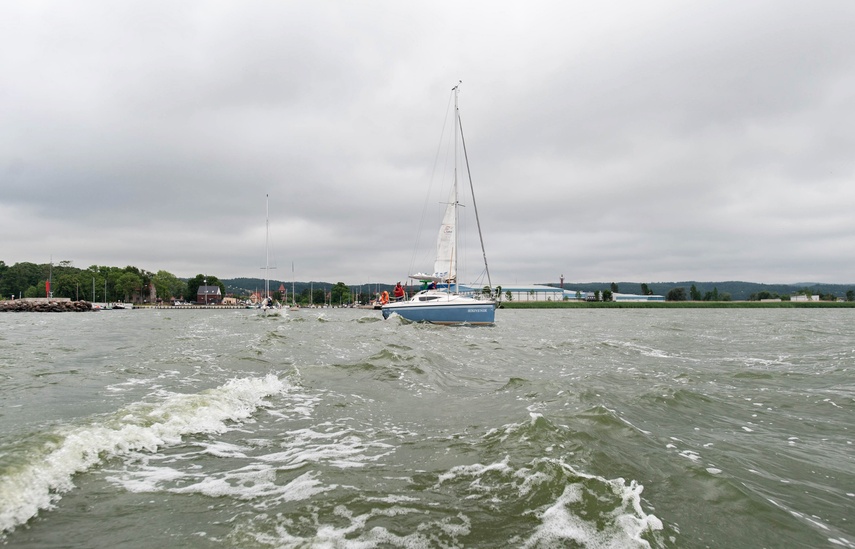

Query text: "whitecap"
[0, 374, 287, 534]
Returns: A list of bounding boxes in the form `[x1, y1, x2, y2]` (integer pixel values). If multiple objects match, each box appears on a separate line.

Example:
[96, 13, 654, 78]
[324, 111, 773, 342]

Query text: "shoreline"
[500, 300, 855, 309]
[0, 299, 92, 312]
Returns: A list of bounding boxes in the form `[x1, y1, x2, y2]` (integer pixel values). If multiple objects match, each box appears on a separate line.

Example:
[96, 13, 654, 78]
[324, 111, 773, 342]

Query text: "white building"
[455, 284, 665, 302]
[612, 292, 666, 302]
[455, 284, 565, 302]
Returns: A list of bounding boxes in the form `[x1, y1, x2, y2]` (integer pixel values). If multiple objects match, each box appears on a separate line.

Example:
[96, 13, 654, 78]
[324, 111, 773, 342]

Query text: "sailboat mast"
[266, 194, 271, 300]
[452, 82, 460, 294]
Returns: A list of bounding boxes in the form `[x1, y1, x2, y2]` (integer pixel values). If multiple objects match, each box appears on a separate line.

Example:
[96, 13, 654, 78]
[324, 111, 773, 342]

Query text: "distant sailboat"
[382, 83, 497, 325]
[260, 194, 278, 312]
[91, 278, 101, 311]
[289, 262, 300, 311]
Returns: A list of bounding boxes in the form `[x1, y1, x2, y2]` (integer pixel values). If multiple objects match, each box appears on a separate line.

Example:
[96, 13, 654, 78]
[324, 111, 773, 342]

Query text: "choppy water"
[0, 308, 852, 548]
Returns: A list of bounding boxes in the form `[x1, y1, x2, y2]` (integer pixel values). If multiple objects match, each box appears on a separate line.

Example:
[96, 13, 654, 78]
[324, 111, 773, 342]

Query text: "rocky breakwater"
[0, 298, 93, 312]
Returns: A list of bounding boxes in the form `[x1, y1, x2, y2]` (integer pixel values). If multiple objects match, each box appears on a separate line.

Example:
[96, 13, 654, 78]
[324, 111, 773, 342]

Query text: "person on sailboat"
[393, 282, 405, 301]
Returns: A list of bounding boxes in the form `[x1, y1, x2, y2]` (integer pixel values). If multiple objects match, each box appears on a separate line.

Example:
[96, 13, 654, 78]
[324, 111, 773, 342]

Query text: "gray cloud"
[2, 1, 853, 286]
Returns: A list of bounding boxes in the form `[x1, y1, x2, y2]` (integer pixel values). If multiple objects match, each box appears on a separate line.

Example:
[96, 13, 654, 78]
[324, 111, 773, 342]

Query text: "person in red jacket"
[393, 282, 405, 301]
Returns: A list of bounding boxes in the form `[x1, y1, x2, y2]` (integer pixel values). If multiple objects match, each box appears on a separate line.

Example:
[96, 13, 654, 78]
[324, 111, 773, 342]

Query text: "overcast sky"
[2, 1, 854, 286]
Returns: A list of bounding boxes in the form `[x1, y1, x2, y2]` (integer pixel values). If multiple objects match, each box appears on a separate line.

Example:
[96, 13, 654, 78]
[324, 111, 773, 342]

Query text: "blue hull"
[381, 301, 496, 325]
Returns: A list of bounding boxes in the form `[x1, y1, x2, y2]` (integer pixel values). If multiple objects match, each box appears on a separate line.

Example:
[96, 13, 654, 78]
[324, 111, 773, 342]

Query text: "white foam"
[432, 455, 662, 548]
[437, 456, 513, 484]
[106, 463, 187, 493]
[520, 472, 663, 548]
[197, 441, 249, 458]
[0, 374, 286, 533]
[170, 467, 329, 504]
[255, 427, 395, 471]
[678, 450, 701, 462]
[250, 504, 457, 548]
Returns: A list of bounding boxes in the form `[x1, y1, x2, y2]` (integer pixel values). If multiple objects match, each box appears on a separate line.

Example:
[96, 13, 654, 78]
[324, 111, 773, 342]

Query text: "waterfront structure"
[197, 285, 223, 305]
[611, 292, 666, 302]
[488, 285, 665, 303]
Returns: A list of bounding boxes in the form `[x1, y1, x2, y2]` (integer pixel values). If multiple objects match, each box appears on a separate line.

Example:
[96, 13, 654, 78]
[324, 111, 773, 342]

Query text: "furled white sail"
[410, 190, 456, 282]
[433, 193, 456, 281]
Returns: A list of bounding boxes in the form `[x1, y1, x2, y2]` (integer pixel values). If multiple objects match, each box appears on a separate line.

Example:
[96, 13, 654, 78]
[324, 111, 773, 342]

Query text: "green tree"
[55, 272, 80, 300]
[152, 270, 185, 302]
[594, 290, 600, 301]
[1, 262, 43, 298]
[312, 288, 326, 305]
[85, 265, 110, 302]
[667, 287, 687, 301]
[330, 282, 350, 305]
[750, 290, 778, 301]
[847, 290, 855, 302]
[0, 261, 7, 298]
[690, 284, 702, 301]
[117, 272, 143, 302]
[298, 287, 311, 305]
[106, 268, 124, 301]
[602, 289, 613, 301]
[610, 282, 619, 293]
[640, 283, 651, 295]
[703, 287, 722, 301]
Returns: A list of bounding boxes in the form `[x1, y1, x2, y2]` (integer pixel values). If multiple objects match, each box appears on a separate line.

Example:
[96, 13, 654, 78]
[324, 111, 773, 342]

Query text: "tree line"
[0, 260, 361, 305]
[226, 277, 387, 306]
[665, 284, 853, 302]
[0, 260, 189, 303]
[547, 281, 854, 302]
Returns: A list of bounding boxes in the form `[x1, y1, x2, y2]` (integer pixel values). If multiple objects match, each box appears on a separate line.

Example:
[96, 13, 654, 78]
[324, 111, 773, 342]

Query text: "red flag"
[46, 280, 51, 296]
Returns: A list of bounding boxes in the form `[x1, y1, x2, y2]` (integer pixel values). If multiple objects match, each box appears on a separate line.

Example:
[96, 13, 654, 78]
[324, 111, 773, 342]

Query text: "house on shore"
[197, 285, 222, 304]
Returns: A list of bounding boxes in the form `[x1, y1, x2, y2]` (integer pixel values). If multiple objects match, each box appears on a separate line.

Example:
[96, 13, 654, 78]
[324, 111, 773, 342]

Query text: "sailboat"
[260, 194, 278, 312]
[382, 83, 497, 325]
[288, 262, 300, 311]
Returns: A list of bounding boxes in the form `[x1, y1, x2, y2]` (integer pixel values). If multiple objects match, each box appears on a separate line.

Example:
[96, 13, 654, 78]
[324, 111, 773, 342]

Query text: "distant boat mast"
[261, 194, 276, 302]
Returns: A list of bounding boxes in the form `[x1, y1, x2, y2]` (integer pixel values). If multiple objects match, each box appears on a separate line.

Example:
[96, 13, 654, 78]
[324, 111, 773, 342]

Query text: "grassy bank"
[500, 301, 855, 309]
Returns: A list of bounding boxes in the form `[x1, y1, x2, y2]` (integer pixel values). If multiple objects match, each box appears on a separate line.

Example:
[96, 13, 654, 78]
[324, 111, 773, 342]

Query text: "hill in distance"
[539, 281, 854, 301]
[223, 278, 853, 301]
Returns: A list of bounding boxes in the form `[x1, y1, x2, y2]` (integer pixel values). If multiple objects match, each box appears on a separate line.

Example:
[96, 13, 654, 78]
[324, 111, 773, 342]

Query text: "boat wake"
[0, 374, 286, 535]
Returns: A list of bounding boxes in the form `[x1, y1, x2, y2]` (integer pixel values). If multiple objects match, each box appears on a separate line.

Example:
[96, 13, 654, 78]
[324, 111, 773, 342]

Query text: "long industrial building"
[453, 284, 665, 302]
